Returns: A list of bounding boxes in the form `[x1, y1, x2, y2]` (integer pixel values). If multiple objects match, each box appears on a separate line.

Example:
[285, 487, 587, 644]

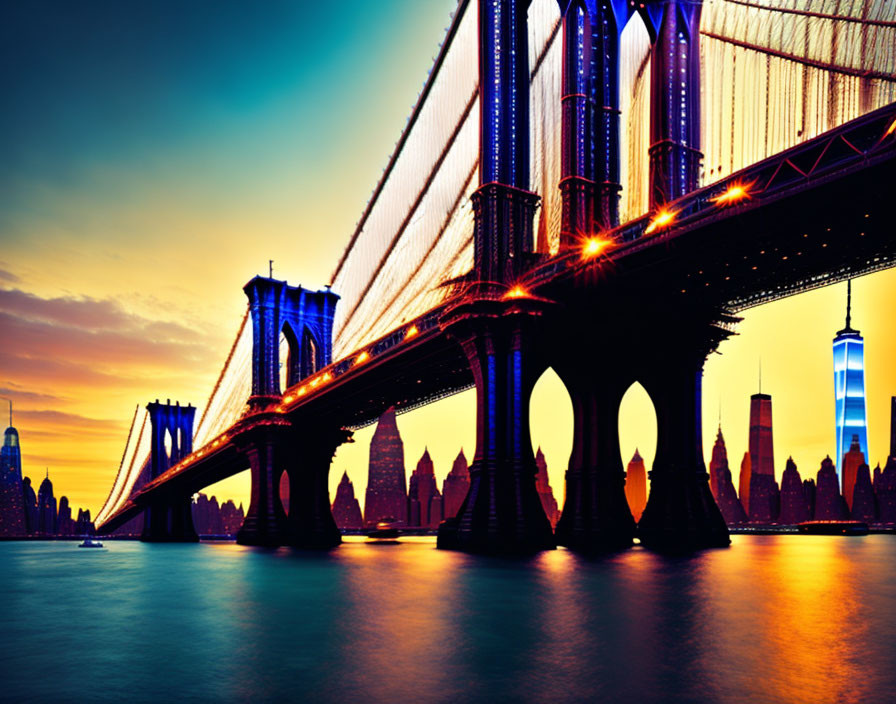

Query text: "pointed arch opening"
[618, 381, 657, 522]
[301, 327, 320, 379]
[529, 367, 573, 529]
[280, 322, 300, 391]
[163, 428, 174, 467]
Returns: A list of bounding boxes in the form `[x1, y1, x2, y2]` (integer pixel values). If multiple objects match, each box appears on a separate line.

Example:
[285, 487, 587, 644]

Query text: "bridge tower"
[558, 0, 628, 244]
[238, 275, 346, 548]
[641, 0, 703, 208]
[244, 275, 339, 405]
[141, 400, 198, 542]
[438, 0, 554, 554]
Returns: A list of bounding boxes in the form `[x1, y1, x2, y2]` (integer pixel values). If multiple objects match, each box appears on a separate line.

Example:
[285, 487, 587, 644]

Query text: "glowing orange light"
[582, 237, 608, 258]
[221, 434, 228, 442]
[323, 372, 332, 382]
[886, 118, 896, 137]
[310, 377, 320, 388]
[504, 285, 528, 299]
[197, 450, 205, 457]
[405, 325, 419, 339]
[212, 440, 219, 448]
[711, 183, 752, 206]
[284, 394, 294, 404]
[644, 209, 676, 235]
[356, 351, 369, 365]
[298, 386, 307, 396]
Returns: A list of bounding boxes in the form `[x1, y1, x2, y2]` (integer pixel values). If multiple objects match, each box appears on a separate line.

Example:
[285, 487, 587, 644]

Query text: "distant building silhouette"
[21, 476, 38, 533]
[534, 448, 560, 528]
[364, 407, 407, 526]
[624, 449, 647, 523]
[738, 452, 752, 514]
[841, 435, 866, 510]
[37, 471, 57, 536]
[331, 472, 363, 530]
[708, 428, 747, 525]
[850, 463, 877, 523]
[441, 449, 470, 520]
[778, 458, 810, 524]
[57, 496, 74, 536]
[876, 457, 896, 524]
[803, 478, 817, 519]
[815, 456, 848, 520]
[0, 421, 26, 536]
[748, 393, 777, 521]
[407, 449, 442, 529]
[192, 493, 245, 535]
[833, 280, 869, 471]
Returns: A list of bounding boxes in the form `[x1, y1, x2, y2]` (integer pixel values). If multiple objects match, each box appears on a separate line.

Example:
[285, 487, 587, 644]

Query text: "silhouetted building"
[407, 449, 442, 529]
[624, 449, 647, 523]
[192, 494, 244, 536]
[364, 407, 407, 526]
[815, 456, 848, 520]
[778, 458, 810, 524]
[21, 477, 38, 533]
[0, 422, 26, 536]
[331, 471, 363, 530]
[37, 471, 57, 536]
[57, 496, 74, 536]
[738, 452, 752, 514]
[708, 428, 748, 524]
[748, 393, 776, 520]
[850, 463, 877, 523]
[442, 449, 470, 520]
[873, 463, 882, 491]
[876, 457, 896, 524]
[75, 508, 95, 536]
[803, 478, 817, 519]
[841, 435, 866, 510]
[535, 448, 560, 528]
[833, 280, 869, 472]
[891, 397, 896, 459]
[220, 501, 244, 535]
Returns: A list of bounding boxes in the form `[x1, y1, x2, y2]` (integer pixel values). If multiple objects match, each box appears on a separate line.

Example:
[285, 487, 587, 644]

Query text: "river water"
[1, 536, 894, 703]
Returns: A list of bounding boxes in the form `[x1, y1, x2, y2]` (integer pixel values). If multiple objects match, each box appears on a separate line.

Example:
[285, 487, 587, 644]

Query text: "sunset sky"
[2, 1, 894, 517]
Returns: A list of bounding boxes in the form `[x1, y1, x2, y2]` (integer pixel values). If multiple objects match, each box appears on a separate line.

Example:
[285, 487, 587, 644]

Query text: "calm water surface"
[2, 535, 895, 703]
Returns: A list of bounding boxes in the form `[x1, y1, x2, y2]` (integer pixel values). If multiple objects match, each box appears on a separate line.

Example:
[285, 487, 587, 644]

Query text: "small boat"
[367, 519, 400, 540]
[78, 538, 104, 548]
[797, 520, 869, 536]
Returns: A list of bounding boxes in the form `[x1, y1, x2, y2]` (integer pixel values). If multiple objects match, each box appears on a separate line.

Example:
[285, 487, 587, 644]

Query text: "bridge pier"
[636, 319, 731, 551]
[141, 499, 199, 542]
[236, 426, 289, 547]
[553, 368, 635, 552]
[438, 298, 555, 554]
[285, 427, 352, 549]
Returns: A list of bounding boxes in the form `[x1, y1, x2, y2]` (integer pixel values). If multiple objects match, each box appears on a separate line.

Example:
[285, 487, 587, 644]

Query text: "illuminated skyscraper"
[833, 280, 869, 471]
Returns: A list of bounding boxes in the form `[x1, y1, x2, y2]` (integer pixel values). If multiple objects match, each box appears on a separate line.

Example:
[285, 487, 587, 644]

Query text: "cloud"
[0, 384, 69, 406]
[0, 268, 20, 284]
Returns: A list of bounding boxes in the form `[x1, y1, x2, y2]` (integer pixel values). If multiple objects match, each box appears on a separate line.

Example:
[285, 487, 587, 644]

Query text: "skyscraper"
[841, 435, 867, 510]
[748, 393, 778, 521]
[364, 407, 407, 526]
[37, 470, 57, 536]
[534, 448, 560, 528]
[833, 280, 869, 470]
[442, 449, 470, 520]
[331, 472, 364, 530]
[0, 409, 26, 536]
[778, 458, 810, 524]
[407, 449, 442, 528]
[624, 449, 647, 522]
[709, 429, 748, 526]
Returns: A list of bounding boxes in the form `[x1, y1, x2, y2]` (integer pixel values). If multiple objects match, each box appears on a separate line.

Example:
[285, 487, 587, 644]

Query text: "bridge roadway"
[98, 102, 896, 537]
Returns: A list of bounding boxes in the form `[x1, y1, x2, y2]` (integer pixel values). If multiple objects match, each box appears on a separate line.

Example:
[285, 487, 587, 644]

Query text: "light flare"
[711, 182, 752, 206]
[504, 285, 529, 300]
[405, 325, 419, 339]
[355, 351, 370, 365]
[582, 237, 609, 259]
[886, 118, 896, 137]
[644, 209, 677, 235]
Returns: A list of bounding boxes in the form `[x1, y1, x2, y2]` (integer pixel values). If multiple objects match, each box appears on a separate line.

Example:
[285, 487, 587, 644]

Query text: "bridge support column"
[285, 427, 352, 549]
[554, 371, 635, 552]
[646, 0, 703, 208]
[237, 428, 288, 547]
[637, 341, 729, 551]
[437, 298, 555, 554]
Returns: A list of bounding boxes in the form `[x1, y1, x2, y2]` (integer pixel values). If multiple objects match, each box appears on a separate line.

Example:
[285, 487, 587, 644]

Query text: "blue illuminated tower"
[833, 280, 869, 472]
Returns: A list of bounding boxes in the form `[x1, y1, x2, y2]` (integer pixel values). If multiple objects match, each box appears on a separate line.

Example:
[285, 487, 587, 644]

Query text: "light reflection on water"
[2, 536, 894, 703]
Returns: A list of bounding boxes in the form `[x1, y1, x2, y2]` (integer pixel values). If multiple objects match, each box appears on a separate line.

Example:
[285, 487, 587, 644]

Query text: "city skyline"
[1, 1, 895, 516]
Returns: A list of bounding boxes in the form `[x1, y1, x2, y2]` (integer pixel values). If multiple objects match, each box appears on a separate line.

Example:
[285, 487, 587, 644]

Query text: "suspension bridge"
[95, 0, 896, 554]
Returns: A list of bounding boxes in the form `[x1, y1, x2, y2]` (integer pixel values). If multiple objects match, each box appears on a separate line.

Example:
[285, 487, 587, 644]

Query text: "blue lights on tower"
[833, 280, 869, 469]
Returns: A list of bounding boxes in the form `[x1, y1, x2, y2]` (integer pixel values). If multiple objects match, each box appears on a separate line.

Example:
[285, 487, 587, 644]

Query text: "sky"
[1, 0, 894, 517]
